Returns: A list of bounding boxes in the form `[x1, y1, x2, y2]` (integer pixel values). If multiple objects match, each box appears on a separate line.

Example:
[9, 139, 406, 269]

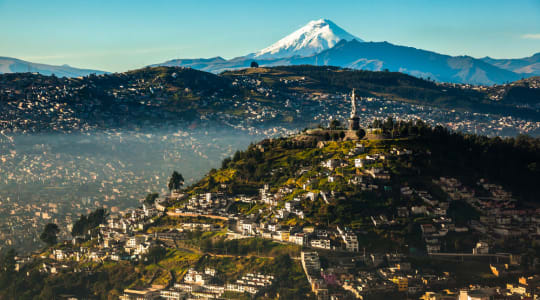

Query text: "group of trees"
[371, 117, 540, 203]
[0, 258, 137, 299]
[322, 131, 346, 141]
[71, 208, 108, 237]
[0, 249, 32, 296]
[144, 246, 167, 265]
[0, 249, 17, 290]
[371, 117, 433, 138]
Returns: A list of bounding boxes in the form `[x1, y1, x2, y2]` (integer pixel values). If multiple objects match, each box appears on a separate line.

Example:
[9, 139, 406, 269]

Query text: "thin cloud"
[521, 33, 540, 40]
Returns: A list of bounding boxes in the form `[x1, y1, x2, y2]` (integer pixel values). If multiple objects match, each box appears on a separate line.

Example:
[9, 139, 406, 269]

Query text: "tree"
[40, 223, 60, 246]
[144, 193, 159, 206]
[207, 176, 216, 190]
[145, 246, 167, 264]
[221, 157, 232, 169]
[356, 128, 366, 139]
[250, 61, 259, 68]
[329, 120, 341, 130]
[168, 171, 185, 192]
[71, 215, 87, 237]
[323, 132, 330, 140]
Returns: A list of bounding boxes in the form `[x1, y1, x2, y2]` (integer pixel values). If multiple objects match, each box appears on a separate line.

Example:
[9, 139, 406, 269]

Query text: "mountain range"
[155, 19, 539, 85]
[481, 53, 540, 75]
[1, 19, 539, 85]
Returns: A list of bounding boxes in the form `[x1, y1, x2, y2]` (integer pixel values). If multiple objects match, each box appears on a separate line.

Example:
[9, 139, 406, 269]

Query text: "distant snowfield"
[250, 19, 362, 59]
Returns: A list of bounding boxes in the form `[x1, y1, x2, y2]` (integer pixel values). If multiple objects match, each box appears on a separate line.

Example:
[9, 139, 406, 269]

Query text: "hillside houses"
[145, 269, 274, 299]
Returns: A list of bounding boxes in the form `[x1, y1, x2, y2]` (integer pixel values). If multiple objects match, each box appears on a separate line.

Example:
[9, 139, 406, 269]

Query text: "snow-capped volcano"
[250, 19, 362, 59]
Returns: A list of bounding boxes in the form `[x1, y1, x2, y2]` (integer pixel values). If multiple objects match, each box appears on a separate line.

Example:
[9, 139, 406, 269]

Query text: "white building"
[310, 239, 331, 250]
[473, 241, 489, 255]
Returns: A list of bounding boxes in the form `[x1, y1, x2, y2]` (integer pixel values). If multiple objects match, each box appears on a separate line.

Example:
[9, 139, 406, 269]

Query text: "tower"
[348, 89, 360, 131]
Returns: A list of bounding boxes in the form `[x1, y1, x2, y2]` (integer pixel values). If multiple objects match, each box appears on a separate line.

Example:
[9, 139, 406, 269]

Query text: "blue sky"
[1, 0, 539, 72]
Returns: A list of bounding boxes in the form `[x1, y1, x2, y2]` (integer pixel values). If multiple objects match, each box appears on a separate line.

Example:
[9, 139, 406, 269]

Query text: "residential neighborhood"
[23, 125, 539, 299]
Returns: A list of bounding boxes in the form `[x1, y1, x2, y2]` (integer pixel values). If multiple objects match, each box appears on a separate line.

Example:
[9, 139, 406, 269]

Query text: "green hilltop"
[0, 120, 539, 299]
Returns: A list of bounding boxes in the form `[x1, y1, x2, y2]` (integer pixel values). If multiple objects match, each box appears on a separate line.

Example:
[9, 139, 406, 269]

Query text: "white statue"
[350, 88, 357, 118]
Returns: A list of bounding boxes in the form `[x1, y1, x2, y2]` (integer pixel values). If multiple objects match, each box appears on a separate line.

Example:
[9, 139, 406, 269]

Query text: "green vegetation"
[168, 171, 185, 192]
[71, 208, 108, 237]
[175, 119, 540, 256]
[144, 192, 159, 205]
[40, 223, 60, 247]
[372, 118, 540, 203]
[145, 246, 168, 265]
[0, 260, 138, 299]
[3, 120, 539, 298]
[200, 237, 301, 257]
[356, 128, 366, 139]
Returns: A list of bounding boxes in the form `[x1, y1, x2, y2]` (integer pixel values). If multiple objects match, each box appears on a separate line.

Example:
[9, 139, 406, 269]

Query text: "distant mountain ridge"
[154, 19, 536, 85]
[0, 56, 106, 78]
[481, 53, 540, 75]
[292, 40, 524, 85]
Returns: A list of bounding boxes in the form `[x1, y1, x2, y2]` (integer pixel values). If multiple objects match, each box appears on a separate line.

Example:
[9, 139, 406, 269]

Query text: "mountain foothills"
[0, 56, 106, 78]
[0, 65, 539, 136]
[1, 120, 539, 299]
[154, 19, 540, 85]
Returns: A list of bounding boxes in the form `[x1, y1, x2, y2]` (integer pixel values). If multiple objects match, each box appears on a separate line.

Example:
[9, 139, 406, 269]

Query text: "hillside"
[186, 119, 540, 209]
[223, 66, 540, 118]
[0, 66, 538, 136]
[2, 121, 539, 299]
[0, 67, 249, 132]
